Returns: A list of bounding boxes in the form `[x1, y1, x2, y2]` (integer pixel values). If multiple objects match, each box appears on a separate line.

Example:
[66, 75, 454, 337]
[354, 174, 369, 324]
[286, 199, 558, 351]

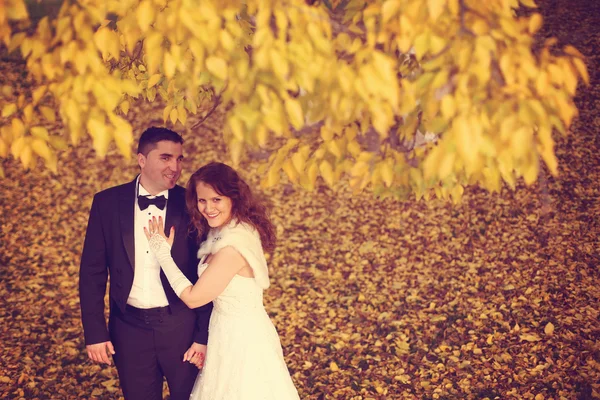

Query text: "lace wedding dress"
[187, 221, 300, 400]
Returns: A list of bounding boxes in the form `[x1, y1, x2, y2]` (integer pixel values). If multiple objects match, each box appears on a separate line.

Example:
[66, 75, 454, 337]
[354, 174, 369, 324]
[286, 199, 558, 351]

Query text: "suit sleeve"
[189, 234, 212, 345]
[79, 194, 110, 345]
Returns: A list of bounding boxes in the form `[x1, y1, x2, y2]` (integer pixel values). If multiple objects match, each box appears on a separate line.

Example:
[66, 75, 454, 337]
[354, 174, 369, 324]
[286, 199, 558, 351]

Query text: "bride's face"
[196, 181, 233, 228]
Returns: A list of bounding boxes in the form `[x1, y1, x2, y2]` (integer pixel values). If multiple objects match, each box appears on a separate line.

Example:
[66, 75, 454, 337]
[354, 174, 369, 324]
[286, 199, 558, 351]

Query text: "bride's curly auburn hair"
[185, 162, 276, 253]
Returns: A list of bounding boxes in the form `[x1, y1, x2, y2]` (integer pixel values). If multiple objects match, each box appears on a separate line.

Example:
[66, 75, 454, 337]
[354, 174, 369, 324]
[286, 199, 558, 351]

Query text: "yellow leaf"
[11, 118, 25, 138]
[31, 138, 52, 161]
[282, 159, 299, 184]
[519, 333, 541, 342]
[22, 104, 33, 125]
[87, 118, 111, 157]
[270, 49, 289, 80]
[472, 20, 489, 35]
[523, 158, 539, 185]
[164, 52, 176, 78]
[544, 322, 554, 336]
[169, 108, 178, 125]
[32, 85, 47, 105]
[19, 143, 33, 168]
[94, 27, 119, 61]
[177, 105, 187, 125]
[413, 32, 430, 60]
[6, 1, 29, 20]
[120, 100, 130, 115]
[30, 126, 49, 140]
[320, 126, 333, 142]
[40, 106, 55, 123]
[147, 74, 161, 88]
[500, 17, 520, 39]
[350, 160, 369, 178]
[144, 32, 164, 75]
[219, 29, 235, 52]
[1, 104, 17, 118]
[229, 117, 244, 141]
[563, 45, 584, 59]
[382, 0, 401, 23]
[146, 87, 157, 102]
[206, 56, 228, 81]
[511, 127, 533, 159]
[431, 70, 449, 91]
[528, 13, 543, 34]
[381, 161, 394, 187]
[10, 136, 26, 158]
[0, 137, 7, 157]
[319, 160, 334, 186]
[520, 0, 537, 7]
[73, 51, 88, 74]
[307, 162, 319, 190]
[255, 125, 268, 147]
[540, 144, 558, 176]
[111, 116, 133, 158]
[438, 152, 455, 180]
[555, 94, 576, 127]
[49, 136, 69, 150]
[230, 139, 243, 166]
[291, 151, 306, 173]
[136, 0, 155, 32]
[370, 164, 382, 187]
[535, 71, 549, 96]
[572, 57, 589, 85]
[427, 0, 446, 22]
[562, 62, 578, 95]
[429, 34, 447, 54]
[189, 39, 205, 65]
[327, 139, 343, 159]
[347, 140, 361, 157]
[329, 361, 339, 372]
[441, 95, 456, 119]
[450, 184, 464, 204]
[266, 164, 280, 187]
[163, 105, 173, 124]
[284, 98, 303, 130]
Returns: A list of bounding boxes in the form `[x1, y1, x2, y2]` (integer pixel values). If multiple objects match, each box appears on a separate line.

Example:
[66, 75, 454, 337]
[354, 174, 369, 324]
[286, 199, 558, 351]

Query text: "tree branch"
[191, 90, 223, 129]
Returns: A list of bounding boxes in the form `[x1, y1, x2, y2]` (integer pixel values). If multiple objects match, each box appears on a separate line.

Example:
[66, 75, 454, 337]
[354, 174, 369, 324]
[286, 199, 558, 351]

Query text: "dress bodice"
[198, 263, 266, 317]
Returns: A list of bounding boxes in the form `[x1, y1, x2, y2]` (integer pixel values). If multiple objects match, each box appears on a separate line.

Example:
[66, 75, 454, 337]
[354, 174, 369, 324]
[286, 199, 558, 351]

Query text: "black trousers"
[109, 304, 199, 400]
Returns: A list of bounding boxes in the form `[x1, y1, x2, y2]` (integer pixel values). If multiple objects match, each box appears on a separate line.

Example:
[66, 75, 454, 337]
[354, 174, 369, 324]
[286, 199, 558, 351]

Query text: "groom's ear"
[137, 153, 145, 169]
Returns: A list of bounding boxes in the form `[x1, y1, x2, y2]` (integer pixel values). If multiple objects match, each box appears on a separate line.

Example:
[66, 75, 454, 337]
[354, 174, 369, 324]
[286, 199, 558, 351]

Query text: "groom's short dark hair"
[137, 127, 184, 156]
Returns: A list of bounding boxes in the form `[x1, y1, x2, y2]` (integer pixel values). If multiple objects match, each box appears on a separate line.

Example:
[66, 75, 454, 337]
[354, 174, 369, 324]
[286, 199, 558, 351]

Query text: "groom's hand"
[86, 341, 115, 365]
[184, 342, 206, 369]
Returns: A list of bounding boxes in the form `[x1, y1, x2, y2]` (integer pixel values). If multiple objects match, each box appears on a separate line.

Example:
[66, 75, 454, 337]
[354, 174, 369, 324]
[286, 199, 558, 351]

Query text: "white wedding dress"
[188, 221, 300, 400]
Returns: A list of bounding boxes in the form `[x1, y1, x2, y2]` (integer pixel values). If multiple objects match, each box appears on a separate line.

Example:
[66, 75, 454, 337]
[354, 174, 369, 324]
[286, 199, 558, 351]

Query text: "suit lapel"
[119, 177, 137, 270]
[165, 187, 184, 236]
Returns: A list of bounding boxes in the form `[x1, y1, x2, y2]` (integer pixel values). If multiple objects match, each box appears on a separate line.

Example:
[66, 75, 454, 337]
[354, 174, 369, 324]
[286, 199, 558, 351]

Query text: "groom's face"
[138, 140, 183, 194]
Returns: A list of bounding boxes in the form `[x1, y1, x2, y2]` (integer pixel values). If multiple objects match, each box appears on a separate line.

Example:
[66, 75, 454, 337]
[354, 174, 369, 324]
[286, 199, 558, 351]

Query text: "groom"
[79, 127, 212, 399]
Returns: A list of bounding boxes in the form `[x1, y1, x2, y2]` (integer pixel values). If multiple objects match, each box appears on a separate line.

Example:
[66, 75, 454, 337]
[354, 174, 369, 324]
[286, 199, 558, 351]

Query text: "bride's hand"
[143, 216, 175, 247]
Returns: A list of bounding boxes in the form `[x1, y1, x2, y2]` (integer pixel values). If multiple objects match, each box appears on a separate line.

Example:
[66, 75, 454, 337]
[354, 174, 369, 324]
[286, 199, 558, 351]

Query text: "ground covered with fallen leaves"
[1, 1, 599, 399]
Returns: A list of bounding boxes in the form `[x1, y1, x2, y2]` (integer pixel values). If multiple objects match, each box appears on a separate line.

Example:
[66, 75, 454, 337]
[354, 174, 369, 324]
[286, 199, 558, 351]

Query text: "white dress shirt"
[127, 177, 170, 308]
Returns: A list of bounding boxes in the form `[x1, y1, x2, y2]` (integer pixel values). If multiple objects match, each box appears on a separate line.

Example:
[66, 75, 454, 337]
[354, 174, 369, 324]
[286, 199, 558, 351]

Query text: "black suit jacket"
[79, 177, 212, 345]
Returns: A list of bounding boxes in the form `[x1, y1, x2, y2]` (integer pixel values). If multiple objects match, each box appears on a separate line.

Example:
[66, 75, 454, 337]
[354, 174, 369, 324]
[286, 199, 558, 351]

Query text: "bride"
[144, 161, 300, 400]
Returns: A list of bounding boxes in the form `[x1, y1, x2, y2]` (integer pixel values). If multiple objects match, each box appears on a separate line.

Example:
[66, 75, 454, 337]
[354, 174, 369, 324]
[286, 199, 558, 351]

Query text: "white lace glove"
[148, 233, 193, 297]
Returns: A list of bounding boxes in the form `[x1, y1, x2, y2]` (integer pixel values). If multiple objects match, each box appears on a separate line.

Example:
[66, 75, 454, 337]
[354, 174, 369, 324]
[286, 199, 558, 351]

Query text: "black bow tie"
[138, 195, 167, 210]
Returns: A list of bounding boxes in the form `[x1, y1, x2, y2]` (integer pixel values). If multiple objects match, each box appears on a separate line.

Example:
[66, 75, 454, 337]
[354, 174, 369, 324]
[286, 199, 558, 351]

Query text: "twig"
[191, 91, 223, 129]
[458, 0, 476, 36]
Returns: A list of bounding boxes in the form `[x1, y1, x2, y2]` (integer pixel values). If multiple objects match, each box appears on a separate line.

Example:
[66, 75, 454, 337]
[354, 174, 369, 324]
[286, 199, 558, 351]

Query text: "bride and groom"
[79, 127, 300, 399]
